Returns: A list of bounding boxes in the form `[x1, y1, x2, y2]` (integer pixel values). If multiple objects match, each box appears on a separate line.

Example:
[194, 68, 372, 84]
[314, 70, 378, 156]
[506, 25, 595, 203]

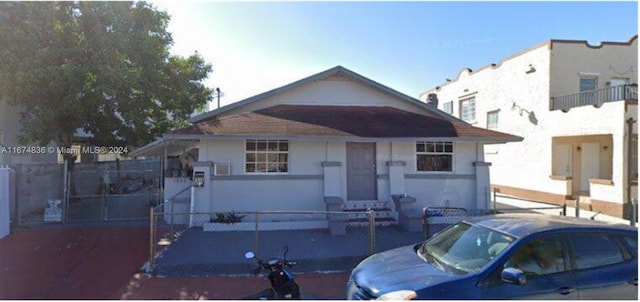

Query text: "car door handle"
[629, 278, 638, 286]
[556, 287, 574, 295]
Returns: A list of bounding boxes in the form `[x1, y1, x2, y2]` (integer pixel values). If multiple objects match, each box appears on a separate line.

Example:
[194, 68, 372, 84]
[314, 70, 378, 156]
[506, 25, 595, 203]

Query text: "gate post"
[149, 206, 156, 274]
[631, 199, 637, 227]
[368, 209, 375, 255]
[63, 160, 69, 224]
[423, 208, 430, 241]
[0, 167, 11, 239]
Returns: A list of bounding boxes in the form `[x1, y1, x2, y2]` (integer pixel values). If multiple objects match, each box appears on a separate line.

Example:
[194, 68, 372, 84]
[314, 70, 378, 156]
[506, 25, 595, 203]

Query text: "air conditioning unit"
[214, 163, 231, 176]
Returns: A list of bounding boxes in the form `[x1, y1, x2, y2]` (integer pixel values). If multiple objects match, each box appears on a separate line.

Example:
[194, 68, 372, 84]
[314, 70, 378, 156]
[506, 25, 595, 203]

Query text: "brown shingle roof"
[171, 105, 521, 142]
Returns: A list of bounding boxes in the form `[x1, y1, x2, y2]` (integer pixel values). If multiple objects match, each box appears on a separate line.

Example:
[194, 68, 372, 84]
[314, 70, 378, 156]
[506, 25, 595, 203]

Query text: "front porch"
[549, 133, 637, 218]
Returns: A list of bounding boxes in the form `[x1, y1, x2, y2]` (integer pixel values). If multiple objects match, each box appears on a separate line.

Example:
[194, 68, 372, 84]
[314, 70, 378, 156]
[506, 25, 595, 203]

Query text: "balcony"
[551, 84, 638, 112]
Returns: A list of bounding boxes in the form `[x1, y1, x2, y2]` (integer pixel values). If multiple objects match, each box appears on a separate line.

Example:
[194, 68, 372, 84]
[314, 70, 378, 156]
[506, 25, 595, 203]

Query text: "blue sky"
[152, 1, 638, 109]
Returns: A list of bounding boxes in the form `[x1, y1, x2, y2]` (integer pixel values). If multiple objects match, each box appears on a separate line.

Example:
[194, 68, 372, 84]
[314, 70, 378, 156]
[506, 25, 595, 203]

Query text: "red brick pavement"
[0, 226, 348, 300]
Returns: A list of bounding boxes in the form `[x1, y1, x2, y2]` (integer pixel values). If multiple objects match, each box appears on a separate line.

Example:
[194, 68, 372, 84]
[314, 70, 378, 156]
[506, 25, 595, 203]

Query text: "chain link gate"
[66, 159, 161, 222]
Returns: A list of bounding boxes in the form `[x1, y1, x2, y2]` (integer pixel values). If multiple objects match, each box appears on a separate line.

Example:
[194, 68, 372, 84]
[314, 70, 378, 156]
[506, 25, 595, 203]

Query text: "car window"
[505, 235, 566, 278]
[622, 235, 638, 258]
[568, 233, 625, 270]
[419, 223, 515, 274]
[482, 235, 565, 286]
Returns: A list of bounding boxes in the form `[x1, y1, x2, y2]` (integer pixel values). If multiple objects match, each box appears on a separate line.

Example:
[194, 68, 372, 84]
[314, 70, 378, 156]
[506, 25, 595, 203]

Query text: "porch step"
[343, 200, 397, 226]
[347, 217, 396, 227]
[342, 200, 392, 210]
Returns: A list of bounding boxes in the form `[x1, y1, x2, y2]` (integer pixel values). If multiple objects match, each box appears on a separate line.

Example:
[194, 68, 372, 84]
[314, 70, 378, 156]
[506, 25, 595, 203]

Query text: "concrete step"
[342, 200, 397, 226]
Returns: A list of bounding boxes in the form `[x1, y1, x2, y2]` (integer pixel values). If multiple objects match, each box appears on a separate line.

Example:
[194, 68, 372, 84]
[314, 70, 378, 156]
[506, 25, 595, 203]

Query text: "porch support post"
[473, 161, 492, 211]
[321, 161, 342, 198]
[626, 117, 636, 221]
[322, 161, 345, 235]
[387, 161, 407, 196]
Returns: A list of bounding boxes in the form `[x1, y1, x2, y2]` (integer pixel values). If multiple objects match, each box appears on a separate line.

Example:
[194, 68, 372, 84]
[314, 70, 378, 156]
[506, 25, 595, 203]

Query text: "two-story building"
[421, 36, 638, 219]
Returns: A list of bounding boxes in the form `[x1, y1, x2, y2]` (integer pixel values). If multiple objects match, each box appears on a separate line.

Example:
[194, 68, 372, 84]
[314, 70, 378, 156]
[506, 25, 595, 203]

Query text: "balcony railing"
[551, 83, 638, 112]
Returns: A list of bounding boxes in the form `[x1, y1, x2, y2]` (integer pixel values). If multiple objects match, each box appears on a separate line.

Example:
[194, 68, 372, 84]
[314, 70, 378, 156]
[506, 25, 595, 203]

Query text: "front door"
[553, 144, 573, 176]
[347, 142, 377, 200]
[610, 78, 628, 101]
[580, 143, 600, 192]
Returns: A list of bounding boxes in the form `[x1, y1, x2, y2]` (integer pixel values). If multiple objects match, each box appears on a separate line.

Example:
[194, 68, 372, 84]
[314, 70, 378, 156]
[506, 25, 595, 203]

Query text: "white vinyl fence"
[0, 167, 11, 239]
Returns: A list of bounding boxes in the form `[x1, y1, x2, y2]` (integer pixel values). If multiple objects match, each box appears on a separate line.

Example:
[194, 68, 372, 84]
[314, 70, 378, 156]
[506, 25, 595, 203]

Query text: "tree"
[0, 2, 213, 160]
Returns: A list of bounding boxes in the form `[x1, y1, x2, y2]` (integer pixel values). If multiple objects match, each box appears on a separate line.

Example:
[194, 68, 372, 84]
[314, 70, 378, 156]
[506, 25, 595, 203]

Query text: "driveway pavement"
[0, 223, 349, 299]
[153, 226, 424, 277]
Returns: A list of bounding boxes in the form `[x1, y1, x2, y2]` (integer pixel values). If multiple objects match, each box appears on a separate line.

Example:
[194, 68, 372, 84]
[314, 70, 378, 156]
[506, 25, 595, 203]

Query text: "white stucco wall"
[217, 77, 438, 118]
[198, 139, 482, 212]
[549, 38, 638, 98]
[422, 38, 637, 205]
[423, 44, 552, 193]
[198, 140, 326, 212]
[377, 141, 479, 209]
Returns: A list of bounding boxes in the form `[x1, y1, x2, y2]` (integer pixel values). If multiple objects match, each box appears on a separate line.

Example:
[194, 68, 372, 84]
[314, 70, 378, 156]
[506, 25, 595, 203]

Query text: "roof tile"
[172, 105, 521, 141]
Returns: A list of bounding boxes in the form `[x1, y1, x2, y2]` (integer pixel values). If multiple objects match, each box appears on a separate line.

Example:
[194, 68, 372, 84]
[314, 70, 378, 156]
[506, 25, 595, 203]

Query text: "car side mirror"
[502, 267, 526, 285]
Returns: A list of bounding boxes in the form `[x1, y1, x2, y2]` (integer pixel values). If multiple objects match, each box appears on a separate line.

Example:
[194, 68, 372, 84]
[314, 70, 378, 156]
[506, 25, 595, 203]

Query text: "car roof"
[465, 213, 637, 238]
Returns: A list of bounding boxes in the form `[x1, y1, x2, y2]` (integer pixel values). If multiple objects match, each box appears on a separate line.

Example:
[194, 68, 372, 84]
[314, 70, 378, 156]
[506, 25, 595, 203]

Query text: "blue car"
[347, 214, 638, 300]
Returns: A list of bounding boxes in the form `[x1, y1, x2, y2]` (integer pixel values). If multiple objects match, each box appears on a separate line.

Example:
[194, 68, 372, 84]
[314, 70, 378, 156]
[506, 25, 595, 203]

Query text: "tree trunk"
[63, 152, 78, 203]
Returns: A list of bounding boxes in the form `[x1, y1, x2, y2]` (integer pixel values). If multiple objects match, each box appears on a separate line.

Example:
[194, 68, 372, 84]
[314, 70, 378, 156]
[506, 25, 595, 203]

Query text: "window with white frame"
[579, 77, 597, 92]
[580, 76, 597, 103]
[443, 101, 454, 115]
[416, 141, 453, 172]
[460, 97, 476, 122]
[486, 110, 499, 129]
[245, 139, 289, 173]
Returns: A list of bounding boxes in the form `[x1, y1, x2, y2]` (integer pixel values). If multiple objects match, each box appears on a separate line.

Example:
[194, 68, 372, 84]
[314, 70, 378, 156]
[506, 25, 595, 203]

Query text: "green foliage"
[0, 2, 212, 152]
[211, 212, 246, 224]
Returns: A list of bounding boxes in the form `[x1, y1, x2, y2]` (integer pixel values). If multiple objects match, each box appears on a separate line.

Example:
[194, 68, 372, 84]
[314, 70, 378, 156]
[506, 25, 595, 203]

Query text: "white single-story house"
[132, 66, 522, 230]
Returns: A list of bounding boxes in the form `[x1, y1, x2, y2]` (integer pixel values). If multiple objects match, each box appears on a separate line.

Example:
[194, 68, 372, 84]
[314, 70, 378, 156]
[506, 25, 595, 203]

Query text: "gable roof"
[171, 105, 522, 143]
[190, 65, 459, 123]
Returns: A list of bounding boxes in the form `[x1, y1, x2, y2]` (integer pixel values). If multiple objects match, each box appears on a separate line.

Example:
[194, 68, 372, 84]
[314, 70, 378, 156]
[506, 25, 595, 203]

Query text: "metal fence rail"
[492, 191, 567, 216]
[421, 192, 569, 240]
[551, 83, 638, 111]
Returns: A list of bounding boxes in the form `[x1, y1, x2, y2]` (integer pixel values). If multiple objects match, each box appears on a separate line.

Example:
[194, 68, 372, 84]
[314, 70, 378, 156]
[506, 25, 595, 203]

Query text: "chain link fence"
[148, 206, 423, 277]
[422, 207, 470, 239]
[67, 168, 161, 222]
[8, 159, 161, 226]
[66, 160, 161, 222]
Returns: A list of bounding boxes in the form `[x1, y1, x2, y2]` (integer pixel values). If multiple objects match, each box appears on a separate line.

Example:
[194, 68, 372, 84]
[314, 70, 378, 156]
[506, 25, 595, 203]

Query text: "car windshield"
[418, 222, 515, 274]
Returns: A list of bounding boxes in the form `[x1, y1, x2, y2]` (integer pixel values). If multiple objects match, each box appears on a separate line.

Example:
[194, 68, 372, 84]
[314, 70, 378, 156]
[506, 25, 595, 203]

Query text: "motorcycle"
[243, 246, 301, 300]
